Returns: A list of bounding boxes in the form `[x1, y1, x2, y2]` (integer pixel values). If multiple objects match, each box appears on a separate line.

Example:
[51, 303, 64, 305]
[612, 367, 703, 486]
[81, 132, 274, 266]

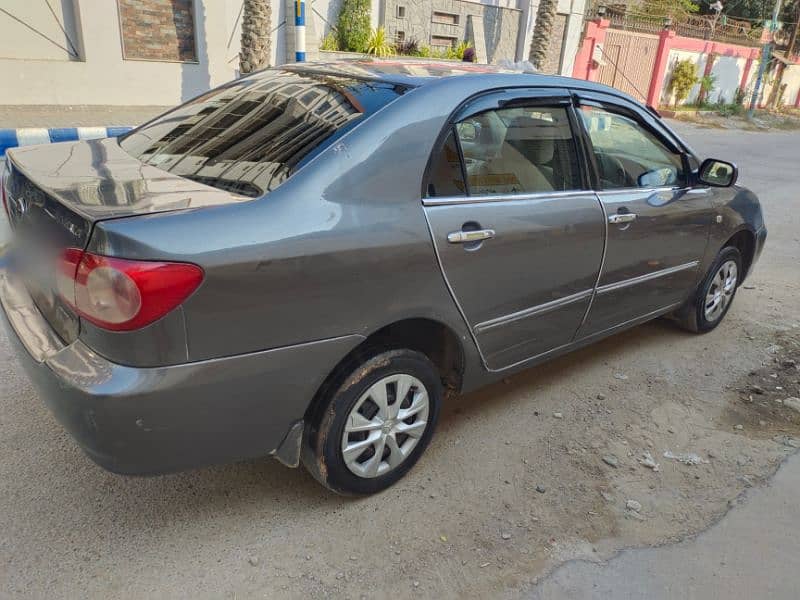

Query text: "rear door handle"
[608, 213, 637, 224]
[447, 229, 496, 244]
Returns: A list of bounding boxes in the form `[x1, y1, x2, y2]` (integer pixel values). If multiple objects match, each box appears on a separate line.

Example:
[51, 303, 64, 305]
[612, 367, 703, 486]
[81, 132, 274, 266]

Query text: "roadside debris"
[774, 435, 800, 448]
[663, 451, 709, 466]
[638, 452, 660, 471]
[602, 455, 620, 468]
[783, 397, 800, 414]
[553, 412, 563, 419]
[613, 373, 629, 380]
[625, 500, 642, 512]
[535, 485, 546, 494]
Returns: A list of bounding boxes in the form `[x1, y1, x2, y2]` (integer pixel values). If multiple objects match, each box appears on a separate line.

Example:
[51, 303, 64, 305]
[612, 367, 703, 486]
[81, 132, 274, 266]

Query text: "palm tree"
[240, 0, 272, 74]
[528, 0, 558, 72]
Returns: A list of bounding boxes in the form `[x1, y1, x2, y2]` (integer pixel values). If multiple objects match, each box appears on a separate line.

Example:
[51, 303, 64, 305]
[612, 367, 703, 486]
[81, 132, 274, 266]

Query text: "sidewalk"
[0, 105, 171, 128]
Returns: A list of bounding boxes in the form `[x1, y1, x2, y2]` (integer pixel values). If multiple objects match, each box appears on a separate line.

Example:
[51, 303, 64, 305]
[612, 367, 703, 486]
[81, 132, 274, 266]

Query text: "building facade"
[0, 0, 587, 107]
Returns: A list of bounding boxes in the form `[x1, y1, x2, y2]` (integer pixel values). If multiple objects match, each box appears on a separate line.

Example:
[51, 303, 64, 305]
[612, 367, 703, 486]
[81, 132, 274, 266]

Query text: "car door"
[422, 89, 605, 371]
[572, 91, 714, 338]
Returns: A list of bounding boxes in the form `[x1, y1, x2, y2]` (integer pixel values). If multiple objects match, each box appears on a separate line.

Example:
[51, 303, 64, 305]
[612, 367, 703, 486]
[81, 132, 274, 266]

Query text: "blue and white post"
[295, 0, 306, 62]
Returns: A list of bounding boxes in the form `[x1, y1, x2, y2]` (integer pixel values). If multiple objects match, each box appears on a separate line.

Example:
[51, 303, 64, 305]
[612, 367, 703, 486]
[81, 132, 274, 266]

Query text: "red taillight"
[58, 249, 203, 331]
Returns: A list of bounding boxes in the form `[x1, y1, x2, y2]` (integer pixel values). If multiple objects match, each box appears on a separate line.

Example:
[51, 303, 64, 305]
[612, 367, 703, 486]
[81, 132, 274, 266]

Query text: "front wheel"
[675, 246, 742, 333]
[301, 349, 442, 495]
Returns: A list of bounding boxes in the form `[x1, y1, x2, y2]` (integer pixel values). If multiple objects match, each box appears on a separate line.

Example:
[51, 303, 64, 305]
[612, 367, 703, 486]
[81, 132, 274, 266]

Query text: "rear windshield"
[119, 70, 409, 197]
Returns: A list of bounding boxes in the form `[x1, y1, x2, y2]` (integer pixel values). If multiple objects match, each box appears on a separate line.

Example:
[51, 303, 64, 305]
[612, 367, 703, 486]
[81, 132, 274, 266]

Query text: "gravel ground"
[0, 123, 798, 599]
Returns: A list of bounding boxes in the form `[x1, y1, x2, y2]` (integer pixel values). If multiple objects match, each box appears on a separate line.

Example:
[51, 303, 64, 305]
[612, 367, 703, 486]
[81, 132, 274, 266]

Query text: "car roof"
[282, 59, 644, 105]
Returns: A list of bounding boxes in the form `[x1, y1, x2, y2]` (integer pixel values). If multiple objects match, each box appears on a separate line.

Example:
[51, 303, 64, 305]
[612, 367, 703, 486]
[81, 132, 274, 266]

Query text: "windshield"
[120, 70, 409, 197]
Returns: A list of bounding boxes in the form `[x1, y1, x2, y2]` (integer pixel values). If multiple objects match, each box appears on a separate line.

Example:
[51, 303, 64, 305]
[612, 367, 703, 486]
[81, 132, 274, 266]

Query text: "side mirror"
[698, 158, 738, 187]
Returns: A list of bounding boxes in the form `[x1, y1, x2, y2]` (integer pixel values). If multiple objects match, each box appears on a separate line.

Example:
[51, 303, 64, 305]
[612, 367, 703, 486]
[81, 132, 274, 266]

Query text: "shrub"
[452, 40, 472, 60]
[698, 73, 716, 106]
[336, 0, 371, 52]
[669, 59, 699, 107]
[320, 31, 339, 51]
[395, 38, 419, 56]
[365, 27, 395, 57]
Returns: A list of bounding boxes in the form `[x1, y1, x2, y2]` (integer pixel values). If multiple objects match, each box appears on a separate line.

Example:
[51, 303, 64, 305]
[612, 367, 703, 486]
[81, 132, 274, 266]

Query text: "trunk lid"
[3, 138, 245, 343]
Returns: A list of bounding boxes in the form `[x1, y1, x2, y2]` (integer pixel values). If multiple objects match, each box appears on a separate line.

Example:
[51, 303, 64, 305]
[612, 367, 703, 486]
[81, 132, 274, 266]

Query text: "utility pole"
[295, 0, 306, 62]
[748, 0, 783, 118]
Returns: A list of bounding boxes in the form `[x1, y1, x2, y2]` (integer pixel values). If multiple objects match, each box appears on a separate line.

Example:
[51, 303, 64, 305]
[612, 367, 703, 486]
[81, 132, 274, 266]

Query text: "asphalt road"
[1, 122, 798, 599]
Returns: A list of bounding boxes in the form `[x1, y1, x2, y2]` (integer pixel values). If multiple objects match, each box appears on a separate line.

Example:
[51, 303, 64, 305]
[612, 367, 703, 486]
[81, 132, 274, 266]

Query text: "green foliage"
[320, 31, 339, 51]
[450, 40, 472, 60]
[669, 59, 699, 106]
[365, 27, 395, 57]
[395, 38, 419, 56]
[716, 102, 745, 117]
[639, 0, 699, 18]
[699, 73, 716, 96]
[336, 0, 371, 52]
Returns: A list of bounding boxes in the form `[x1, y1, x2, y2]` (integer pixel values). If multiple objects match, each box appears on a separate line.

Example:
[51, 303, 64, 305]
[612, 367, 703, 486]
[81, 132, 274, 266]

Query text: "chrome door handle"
[447, 229, 496, 244]
[608, 213, 637, 224]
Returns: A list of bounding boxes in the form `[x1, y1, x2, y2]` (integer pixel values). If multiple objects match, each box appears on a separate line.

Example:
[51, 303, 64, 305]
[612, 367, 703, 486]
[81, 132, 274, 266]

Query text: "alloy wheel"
[341, 374, 430, 478]
[704, 259, 738, 322]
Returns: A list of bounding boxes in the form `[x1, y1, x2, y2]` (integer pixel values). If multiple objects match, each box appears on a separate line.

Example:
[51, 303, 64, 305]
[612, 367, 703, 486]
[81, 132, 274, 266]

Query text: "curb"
[0, 127, 133, 157]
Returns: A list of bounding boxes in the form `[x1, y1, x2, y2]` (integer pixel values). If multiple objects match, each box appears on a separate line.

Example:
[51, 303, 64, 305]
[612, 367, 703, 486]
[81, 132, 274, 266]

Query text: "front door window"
[579, 106, 685, 189]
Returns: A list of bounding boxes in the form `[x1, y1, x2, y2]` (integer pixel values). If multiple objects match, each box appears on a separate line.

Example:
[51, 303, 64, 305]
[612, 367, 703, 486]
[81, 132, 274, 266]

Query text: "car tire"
[674, 246, 742, 333]
[301, 349, 442, 495]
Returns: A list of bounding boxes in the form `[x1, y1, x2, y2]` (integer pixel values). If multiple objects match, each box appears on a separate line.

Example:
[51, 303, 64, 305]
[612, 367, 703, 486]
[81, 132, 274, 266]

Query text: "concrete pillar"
[571, 18, 609, 81]
[467, 14, 488, 63]
[740, 49, 760, 95]
[646, 29, 676, 107]
[284, 0, 319, 62]
[559, 0, 587, 76]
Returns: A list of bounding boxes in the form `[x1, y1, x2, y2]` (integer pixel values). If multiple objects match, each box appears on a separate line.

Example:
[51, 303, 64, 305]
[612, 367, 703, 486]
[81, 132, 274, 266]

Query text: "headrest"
[504, 116, 558, 164]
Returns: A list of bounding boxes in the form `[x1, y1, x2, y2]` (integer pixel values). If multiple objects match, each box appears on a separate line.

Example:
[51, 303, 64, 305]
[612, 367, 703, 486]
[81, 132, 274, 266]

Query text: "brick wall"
[118, 0, 197, 62]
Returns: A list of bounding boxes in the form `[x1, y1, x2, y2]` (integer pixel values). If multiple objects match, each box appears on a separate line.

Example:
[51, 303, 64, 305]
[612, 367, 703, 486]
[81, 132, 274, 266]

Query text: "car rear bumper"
[0, 268, 362, 475]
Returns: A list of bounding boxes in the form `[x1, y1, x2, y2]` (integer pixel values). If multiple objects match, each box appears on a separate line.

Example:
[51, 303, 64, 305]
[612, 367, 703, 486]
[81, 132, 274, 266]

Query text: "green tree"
[639, 0, 700, 19]
[669, 59, 699, 106]
[336, 0, 371, 52]
[528, 0, 558, 71]
[240, 0, 271, 74]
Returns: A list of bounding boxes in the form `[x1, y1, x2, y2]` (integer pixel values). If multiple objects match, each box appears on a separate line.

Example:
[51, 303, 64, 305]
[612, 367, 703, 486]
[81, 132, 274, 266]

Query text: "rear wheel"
[675, 246, 742, 333]
[302, 349, 442, 495]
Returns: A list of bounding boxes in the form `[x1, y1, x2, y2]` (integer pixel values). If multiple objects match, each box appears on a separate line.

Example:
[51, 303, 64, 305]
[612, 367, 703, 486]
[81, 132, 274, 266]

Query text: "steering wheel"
[598, 154, 633, 187]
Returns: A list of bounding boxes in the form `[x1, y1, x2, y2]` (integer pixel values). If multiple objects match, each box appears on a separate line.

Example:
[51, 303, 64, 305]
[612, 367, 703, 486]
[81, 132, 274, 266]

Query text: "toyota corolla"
[0, 60, 766, 494]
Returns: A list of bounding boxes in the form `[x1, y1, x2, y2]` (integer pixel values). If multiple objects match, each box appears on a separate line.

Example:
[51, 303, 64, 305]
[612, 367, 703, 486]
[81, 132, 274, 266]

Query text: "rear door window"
[120, 70, 408, 197]
[455, 105, 582, 196]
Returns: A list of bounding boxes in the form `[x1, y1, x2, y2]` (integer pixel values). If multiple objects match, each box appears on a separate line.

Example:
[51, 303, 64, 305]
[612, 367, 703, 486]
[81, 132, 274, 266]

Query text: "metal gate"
[597, 29, 659, 102]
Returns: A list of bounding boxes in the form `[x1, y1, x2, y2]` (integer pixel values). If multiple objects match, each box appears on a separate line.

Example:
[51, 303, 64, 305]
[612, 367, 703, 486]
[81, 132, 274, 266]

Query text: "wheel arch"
[304, 317, 467, 424]
[722, 227, 756, 280]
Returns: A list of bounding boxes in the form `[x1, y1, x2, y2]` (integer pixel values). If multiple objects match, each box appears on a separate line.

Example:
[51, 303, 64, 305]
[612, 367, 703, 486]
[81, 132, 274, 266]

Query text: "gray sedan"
[0, 60, 766, 494]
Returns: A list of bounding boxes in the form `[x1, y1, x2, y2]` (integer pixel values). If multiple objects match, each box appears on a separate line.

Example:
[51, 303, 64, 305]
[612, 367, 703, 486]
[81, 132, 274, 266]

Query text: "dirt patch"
[668, 109, 800, 132]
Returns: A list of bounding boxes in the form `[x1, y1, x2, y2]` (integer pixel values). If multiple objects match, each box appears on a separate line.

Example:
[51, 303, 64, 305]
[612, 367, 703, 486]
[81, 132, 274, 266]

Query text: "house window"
[432, 12, 460, 25]
[431, 35, 458, 48]
[118, 0, 198, 62]
[396, 31, 406, 43]
[397, 5, 406, 18]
